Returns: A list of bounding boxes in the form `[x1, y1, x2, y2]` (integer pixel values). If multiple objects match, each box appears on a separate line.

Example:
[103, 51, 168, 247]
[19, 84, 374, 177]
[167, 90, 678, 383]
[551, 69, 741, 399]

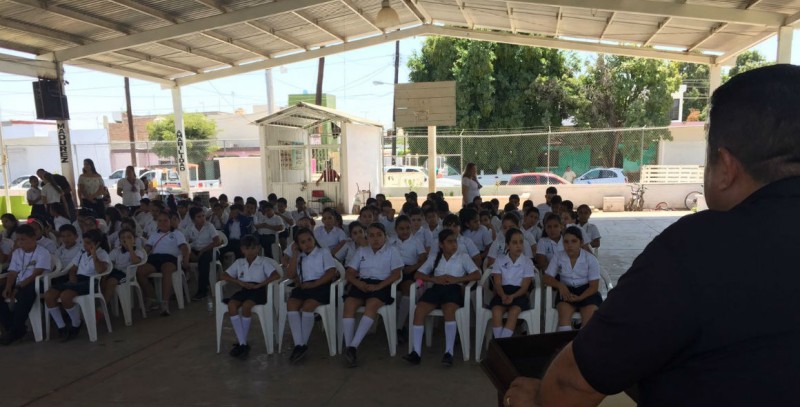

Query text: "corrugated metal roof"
[0, 0, 797, 85]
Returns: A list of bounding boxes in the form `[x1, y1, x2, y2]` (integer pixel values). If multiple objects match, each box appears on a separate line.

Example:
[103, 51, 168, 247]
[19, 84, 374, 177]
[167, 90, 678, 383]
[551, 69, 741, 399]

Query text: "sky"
[0, 30, 798, 132]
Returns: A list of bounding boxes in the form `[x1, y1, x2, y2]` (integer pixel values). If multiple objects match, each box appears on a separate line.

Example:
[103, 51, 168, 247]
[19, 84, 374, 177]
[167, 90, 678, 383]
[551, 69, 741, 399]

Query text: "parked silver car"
[573, 168, 628, 184]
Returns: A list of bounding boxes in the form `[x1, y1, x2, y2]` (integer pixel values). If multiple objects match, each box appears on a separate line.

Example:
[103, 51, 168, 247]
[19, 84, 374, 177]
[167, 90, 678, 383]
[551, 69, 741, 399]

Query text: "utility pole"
[124, 77, 137, 166]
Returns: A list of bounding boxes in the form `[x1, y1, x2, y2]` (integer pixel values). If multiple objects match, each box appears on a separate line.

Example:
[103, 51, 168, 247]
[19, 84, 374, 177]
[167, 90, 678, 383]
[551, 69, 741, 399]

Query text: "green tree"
[405, 37, 577, 172]
[725, 50, 770, 80]
[574, 55, 680, 167]
[147, 113, 218, 164]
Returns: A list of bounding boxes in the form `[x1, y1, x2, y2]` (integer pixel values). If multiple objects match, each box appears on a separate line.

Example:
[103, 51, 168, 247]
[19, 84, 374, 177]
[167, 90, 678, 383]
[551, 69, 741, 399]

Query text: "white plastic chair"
[338, 272, 402, 357]
[474, 269, 543, 361]
[0, 255, 59, 343]
[207, 231, 228, 297]
[215, 257, 283, 354]
[112, 254, 148, 326]
[45, 260, 114, 342]
[277, 261, 341, 356]
[546, 273, 613, 332]
[150, 255, 191, 310]
[408, 279, 476, 361]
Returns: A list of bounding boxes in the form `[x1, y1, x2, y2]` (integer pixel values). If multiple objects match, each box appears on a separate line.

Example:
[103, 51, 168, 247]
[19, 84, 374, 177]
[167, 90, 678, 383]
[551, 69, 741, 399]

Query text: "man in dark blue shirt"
[505, 64, 800, 407]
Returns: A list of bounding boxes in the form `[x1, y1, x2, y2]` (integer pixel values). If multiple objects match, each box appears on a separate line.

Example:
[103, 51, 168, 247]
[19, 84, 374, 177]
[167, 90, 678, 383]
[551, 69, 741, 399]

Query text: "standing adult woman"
[77, 159, 106, 218]
[461, 162, 482, 208]
[116, 166, 144, 213]
[38, 170, 64, 216]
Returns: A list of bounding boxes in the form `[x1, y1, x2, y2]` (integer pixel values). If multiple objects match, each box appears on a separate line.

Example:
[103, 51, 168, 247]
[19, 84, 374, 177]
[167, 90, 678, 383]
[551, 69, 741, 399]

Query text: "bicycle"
[654, 202, 672, 211]
[625, 184, 646, 212]
[684, 189, 704, 211]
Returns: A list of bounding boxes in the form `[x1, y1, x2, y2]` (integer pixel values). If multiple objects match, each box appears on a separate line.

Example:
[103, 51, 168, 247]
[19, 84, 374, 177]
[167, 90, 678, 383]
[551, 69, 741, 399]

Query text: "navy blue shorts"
[225, 287, 267, 305]
[419, 284, 463, 307]
[107, 268, 127, 283]
[53, 274, 95, 296]
[345, 278, 394, 305]
[488, 285, 531, 310]
[148, 253, 178, 271]
[556, 284, 603, 309]
[289, 281, 331, 305]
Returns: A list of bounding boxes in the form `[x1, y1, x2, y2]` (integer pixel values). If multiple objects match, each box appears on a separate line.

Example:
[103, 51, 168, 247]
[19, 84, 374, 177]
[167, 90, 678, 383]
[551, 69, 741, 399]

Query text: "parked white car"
[573, 168, 628, 184]
[384, 166, 462, 188]
[105, 167, 148, 188]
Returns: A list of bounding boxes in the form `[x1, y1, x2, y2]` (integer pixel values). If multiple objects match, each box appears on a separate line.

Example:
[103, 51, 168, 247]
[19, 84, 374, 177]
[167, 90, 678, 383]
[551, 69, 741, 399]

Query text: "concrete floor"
[1, 212, 687, 407]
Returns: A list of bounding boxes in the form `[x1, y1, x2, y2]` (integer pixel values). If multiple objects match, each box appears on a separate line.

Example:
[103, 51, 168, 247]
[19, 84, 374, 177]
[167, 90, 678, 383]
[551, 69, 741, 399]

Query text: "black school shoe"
[441, 352, 454, 367]
[397, 327, 408, 344]
[344, 346, 358, 368]
[290, 345, 308, 364]
[237, 344, 251, 360]
[229, 344, 243, 357]
[402, 351, 421, 365]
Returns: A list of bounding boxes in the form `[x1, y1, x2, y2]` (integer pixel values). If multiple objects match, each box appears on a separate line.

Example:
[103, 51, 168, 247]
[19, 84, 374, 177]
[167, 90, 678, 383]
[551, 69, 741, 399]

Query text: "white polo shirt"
[379, 216, 396, 237]
[545, 250, 600, 287]
[314, 226, 347, 251]
[0, 237, 14, 256]
[414, 227, 433, 249]
[69, 248, 111, 277]
[256, 213, 285, 236]
[9, 245, 51, 283]
[429, 235, 480, 259]
[37, 236, 57, 255]
[225, 256, 277, 283]
[27, 187, 42, 205]
[492, 254, 536, 286]
[184, 222, 218, 251]
[488, 234, 534, 260]
[419, 252, 478, 278]
[535, 237, 564, 262]
[522, 225, 542, 242]
[290, 209, 315, 224]
[56, 243, 82, 268]
[146, 230, 187, 258]
[346, 244, 404, 281]
[578, 222, 601, 243]
[335, 241, 365, 265]
[463, 226, 494, 251]
[109, 247, 146, 270]
[297, 247, 337, 282]
[389, 235, 427, 266]
[41, 183, 61, 204]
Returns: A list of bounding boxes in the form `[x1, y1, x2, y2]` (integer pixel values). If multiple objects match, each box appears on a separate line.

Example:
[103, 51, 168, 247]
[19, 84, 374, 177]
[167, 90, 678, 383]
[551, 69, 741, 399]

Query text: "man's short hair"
[709, 64, 800, 183]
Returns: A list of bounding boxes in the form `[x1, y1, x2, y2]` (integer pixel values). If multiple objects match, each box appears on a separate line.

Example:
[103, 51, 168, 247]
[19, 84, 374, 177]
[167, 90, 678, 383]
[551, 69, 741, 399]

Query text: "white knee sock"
[240, 317, 251, 345]
[501, 328, 514, 338]
[287, 311, 302, 346]
[444, 321, 457, 354]
[492, 327, 502, 338]
[343, 318, 355, 347]
[230, 315, 245, 345]
[65, 306, 81, 328]
[351, 316, 374, 348]
[412, 325, 424, 355]
[397, 296, 410, 329]
[301, 312, 315, 346]
[557, 325, 573, 332]
[48, 306, 66, 329]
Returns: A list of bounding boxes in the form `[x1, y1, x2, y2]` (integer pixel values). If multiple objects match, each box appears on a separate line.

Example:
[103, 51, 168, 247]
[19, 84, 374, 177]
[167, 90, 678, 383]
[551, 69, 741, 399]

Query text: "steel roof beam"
[339, 0, 384, 33]
[292, 10, 345, 42]
[401, 0, 430, 24]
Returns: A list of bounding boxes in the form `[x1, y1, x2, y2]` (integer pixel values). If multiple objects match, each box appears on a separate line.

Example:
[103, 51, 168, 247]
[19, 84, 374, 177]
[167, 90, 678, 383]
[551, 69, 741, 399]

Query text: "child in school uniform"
[560, 210, 578, 230]
[390, 215, 428, 343]
[136, 211, 190, 316]
[281, 217, 315, 269]
[26, 176, 46, 218]
[403, 229, 481, 366]
[254, 202, 285, 258]
[285, 228, 338, 363]
[536, 187, 558, 222]
[290, 197, 317, 226]
[313, 208, 347, 254]
[408, 207, 432, 251]
[28, 218, 57, 256]
[489, 228, 535, 339]
[479, 210, 497, 241]
[543, 226, 602, 331]
[486, 213, 535, 269]
[49, 203, 71, 233]
[0, 225, 51, 345]
[275, 197, 294, 248]
[423, 207, 441, 241]
[56, 224, 82, 268]
[460, 208, 493, 263]
[103, 229, 146, 304]
[341, 223, 404, 368]
[357, 205, 375, 228]
[221, 235, 280, 360]
[429, 214, 482, 268]
[2, 213, 19, 242]
[222, 204, 252, 261]
[44, 229, 110, 341]
[534, 214, 565, 272]
[334, 222, 368, 265]
[521, 207, 542, 242]
[185, 207, 221, 300]
[379, 201, 397, 237]
[576, 204, 601, 251]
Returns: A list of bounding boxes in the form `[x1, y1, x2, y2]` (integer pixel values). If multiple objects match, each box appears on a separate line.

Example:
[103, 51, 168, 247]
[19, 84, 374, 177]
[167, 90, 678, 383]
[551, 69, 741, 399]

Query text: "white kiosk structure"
[254, 102, 384, 214]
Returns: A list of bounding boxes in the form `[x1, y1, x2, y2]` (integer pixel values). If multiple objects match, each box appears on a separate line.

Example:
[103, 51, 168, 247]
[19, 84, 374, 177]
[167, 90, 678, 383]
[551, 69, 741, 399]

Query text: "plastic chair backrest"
[264, 256, 284, 278]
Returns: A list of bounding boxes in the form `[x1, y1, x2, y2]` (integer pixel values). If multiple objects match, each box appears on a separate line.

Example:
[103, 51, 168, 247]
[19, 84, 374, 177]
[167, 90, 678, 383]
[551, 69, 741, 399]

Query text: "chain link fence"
[383, 126, 671, 183]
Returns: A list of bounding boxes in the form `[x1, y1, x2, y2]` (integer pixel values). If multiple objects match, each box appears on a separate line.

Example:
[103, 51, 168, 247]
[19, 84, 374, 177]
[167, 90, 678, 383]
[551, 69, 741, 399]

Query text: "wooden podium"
[481, 331, 637, 406]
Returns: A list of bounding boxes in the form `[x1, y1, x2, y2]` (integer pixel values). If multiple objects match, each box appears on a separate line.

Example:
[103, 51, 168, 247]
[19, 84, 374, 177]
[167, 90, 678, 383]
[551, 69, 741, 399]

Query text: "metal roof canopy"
[0, 0, 798, 86]
[254, 101, 384, 129]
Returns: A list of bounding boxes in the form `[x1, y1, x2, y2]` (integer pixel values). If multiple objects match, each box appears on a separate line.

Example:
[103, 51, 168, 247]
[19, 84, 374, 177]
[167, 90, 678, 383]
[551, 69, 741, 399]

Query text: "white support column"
[171, 87, 192, 197]
[427, 125, 436, 193]
[777, 26, 794, 64]
[708, 64, 722, 98]
[55, 62, 76, 202]
[259, 126, 271, 199]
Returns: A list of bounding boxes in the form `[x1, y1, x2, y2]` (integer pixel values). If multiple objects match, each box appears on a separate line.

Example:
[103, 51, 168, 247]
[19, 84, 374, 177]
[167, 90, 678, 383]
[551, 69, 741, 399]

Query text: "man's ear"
[714, 147, 742, 191]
